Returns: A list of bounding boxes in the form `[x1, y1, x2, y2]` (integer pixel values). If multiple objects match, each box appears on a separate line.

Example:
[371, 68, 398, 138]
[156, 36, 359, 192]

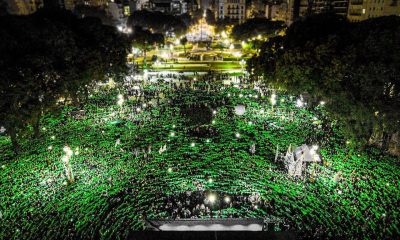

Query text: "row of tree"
[231, 18, 285, 41]
[127, 10, 189, 37]
[0, 9, 130, 152]
[248, 14, 400, 151]
[130, 26, 164, 67]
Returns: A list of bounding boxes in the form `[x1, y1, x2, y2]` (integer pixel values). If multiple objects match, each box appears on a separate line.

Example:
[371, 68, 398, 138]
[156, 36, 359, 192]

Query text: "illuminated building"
[5, 0, 43, 15]
[214, 0, 246, 23]
[170, 0, 187, 14]
[347, 0, 400, 22]
[246, 0, 265, 18]
[265, 0, 349, 25]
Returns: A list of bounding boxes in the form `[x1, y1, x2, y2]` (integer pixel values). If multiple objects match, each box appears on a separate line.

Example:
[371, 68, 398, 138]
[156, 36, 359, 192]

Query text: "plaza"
[1, 7, 399, 240]
[0, 69, 398, 239]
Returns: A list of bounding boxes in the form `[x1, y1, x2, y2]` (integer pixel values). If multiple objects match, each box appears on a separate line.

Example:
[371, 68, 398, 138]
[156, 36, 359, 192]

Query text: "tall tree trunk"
[33, 111, 41, 138]
[143, 42, 147, 69]
[382, 131, 390, 151]
[8, 126, 19, 154]
[33, 120, 40, 138]
[72, 91, 80, 106]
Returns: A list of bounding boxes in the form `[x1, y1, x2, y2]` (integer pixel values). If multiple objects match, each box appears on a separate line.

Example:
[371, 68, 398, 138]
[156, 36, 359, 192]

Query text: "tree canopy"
[231, 18, 286, 41]
[73, 5, 115, 26]
[248, 14, 400, 148]
[130, 26, 164, 48]
[0, 9, 129, 152]
[127, 10, 188, 36]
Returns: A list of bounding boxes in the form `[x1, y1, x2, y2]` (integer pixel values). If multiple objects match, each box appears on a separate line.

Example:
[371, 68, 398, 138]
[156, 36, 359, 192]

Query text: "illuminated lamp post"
[240, 59, 246, 72]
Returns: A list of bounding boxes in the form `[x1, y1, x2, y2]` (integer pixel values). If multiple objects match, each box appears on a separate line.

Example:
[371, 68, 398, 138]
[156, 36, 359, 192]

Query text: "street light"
[169, 45, 174, 58]
[233, 51, 241, 63]
[240, 59, 246, 72]
[221, 31, 227, 39]
[208, 193, 217, 203]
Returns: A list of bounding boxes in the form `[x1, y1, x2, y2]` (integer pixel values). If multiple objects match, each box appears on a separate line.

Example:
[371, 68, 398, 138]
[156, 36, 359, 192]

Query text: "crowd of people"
[0, 72, 398, 239]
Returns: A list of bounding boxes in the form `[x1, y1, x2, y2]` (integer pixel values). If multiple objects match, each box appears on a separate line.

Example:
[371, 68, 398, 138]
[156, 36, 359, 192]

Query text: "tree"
[249, 14, 400, 149]
[0, 9, 129, 152]
[0, 13, 70, 151]
[231, 18, 285, 41]
[127, 10, 188, 37]
[180, 36, 188, 54]
[0, 0, 8, 16]
[189, 8, 215, 25]
[215, 18, 235, 33]
[130, 26, 164, 68]
[205, 9, 216, 25]
[73, 5, 115, 26]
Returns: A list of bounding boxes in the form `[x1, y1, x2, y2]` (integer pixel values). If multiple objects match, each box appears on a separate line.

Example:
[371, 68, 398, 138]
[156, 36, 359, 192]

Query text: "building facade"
[170, 0, 188, 14]
[214, 0, 246, 23]
[133, 0, 151, 10]
[347, 0, 400, 21]
[265, 1, 291, 23]
[5, 0, 43, 15]
[133, 0, 193, 14]
[246, 0, 265, 18]
[265, 0, 349, 25]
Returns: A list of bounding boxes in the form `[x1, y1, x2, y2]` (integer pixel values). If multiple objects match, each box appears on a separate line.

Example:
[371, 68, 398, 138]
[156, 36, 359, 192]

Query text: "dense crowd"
[0, 73, 398, 239]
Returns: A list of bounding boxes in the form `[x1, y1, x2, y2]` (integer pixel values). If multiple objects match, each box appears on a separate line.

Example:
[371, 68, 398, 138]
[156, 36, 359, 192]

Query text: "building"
[214, 0, 246, 23]
[108, 1, 125, 20]
[186, 0, 199, 13]
[5, 0, 43, 15]
[265, 0, 293, 24]
[200, 0, 210, 9]
[294, 0, 349, 19]
[145, 0, 191, 14]
[44, 0, 75, 10]
[5, 0, 127, 15]
[265, 2, 288, 22]
[133, 0, 151, 10]
[347, 0, 400, 21]
[107, 0, 133, 23]
[149, 0, 171, 12]
[265, 0, 350, 25]
[170, 0, 188, 14]
[332, 0, 349, 16]
[246, 0, 266, 18]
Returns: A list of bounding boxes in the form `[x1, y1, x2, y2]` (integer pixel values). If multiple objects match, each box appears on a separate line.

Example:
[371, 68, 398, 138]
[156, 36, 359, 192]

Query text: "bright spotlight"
[224, 196, 231, 203]
[296, 99, 304, 108]
[208, 193, 217, 203]
[270, 93, 277, 105]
